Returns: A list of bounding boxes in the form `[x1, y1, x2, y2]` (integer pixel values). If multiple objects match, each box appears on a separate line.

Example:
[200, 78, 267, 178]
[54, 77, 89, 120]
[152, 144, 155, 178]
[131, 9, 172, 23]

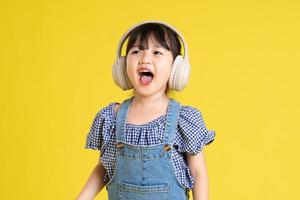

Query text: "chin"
[133, 89, 153, 97]
[135, 87, 167, 97]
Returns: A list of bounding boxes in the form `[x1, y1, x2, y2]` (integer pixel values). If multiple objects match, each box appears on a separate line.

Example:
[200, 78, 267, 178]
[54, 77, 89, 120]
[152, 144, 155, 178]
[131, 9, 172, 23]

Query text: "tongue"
[140, 75, 153, 85]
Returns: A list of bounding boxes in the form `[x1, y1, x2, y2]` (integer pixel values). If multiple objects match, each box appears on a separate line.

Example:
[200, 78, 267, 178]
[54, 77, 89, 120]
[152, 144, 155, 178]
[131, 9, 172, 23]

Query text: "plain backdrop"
[0, 0, 299, 199]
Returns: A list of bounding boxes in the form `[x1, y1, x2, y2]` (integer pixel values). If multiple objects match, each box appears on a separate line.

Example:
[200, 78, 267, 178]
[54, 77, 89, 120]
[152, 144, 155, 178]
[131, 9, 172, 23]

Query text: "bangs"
[125, 23, 181, 58]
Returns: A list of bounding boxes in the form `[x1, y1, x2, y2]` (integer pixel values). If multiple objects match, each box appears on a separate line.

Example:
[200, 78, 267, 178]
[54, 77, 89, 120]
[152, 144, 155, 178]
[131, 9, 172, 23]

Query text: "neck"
[132, 92, 169, 109]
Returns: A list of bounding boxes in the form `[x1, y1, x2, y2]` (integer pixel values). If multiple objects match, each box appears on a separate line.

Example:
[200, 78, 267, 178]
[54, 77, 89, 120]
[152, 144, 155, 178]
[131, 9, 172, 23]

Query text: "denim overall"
[106, 97, 190, 200]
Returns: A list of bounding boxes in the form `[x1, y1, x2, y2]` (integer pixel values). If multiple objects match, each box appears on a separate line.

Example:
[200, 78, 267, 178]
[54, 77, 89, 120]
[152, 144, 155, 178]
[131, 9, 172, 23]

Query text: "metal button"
[116, 142, 124, 149]
[163, 144, 171, 152]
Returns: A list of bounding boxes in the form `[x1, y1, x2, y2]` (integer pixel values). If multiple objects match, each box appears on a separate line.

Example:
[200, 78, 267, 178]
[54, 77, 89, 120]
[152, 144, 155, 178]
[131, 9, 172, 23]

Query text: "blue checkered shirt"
[85, 102, 216, 189]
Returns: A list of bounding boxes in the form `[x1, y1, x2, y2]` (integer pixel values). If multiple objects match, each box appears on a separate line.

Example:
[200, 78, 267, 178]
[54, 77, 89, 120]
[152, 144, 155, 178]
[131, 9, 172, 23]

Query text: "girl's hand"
[76, 160, 106, 200]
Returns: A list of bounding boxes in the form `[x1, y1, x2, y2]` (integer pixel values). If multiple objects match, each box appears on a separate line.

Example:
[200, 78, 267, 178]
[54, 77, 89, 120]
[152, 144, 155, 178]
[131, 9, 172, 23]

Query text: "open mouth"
[139, 71, 154, 85]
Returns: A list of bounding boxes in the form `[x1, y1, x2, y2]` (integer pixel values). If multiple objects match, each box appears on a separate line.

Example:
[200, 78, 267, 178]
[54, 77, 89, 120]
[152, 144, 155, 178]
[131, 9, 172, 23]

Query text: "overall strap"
[162, 99, 181, 145]
[116, 97, 181, 145]
[116, 97, 133, 143]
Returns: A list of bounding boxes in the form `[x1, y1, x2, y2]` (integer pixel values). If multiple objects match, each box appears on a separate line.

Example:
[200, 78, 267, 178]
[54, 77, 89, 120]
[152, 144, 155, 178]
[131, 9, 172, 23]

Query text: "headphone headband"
[116, 20, 189, 61]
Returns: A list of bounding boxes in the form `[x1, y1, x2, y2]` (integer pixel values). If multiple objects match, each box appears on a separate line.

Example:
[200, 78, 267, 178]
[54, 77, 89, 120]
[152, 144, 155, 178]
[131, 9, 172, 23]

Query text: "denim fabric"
[106, 97, 190, 200]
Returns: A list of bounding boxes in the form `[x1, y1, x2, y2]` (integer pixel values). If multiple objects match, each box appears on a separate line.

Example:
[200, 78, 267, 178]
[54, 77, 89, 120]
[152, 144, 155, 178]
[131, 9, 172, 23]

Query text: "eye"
[154, 51, 163, 55]
[131, 50, 141, 54]
[131, 51, 139, 54]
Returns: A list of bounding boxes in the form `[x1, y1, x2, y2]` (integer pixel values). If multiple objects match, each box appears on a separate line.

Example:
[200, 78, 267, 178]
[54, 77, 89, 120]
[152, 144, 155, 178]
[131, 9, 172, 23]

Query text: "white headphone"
[112, 20, 190, 91]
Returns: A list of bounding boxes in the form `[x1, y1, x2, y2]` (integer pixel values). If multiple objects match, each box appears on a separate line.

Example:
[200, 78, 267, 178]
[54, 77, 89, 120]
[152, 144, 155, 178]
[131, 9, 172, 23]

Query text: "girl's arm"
[187, 150, 209, 200]
[76, 159, 106, 200]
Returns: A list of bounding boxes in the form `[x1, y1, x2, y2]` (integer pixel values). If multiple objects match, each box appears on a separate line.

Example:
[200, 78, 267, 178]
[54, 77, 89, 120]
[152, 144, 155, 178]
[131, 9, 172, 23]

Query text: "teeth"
[139, 69, 151, 73]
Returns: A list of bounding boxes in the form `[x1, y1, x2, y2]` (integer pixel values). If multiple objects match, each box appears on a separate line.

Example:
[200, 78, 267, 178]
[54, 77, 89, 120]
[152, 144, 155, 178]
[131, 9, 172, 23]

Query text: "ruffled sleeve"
[175, 105, 216, 155]
[85, 103, 117, 152]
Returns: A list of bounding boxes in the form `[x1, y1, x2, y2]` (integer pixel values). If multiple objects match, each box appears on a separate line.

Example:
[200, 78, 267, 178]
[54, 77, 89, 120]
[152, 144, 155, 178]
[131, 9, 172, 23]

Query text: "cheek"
[126, 64, 133, 78]
[125, 57, 132, 72]
[126, 55, 132, 65]
[125, 56, 138, 71]
[156, 66, 172, 83]
[125, 59, 137, 81]
[164, 59, 173, 74]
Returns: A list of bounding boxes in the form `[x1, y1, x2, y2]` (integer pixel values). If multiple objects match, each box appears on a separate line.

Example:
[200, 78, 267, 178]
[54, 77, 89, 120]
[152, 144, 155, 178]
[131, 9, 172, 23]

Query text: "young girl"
[76, 20, 216, 200]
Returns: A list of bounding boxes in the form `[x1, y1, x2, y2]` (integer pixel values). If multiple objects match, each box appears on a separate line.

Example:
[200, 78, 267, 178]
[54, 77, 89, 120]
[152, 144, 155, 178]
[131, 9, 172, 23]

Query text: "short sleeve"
[85, 103, 116, 151]
[175, 106, 216, 156]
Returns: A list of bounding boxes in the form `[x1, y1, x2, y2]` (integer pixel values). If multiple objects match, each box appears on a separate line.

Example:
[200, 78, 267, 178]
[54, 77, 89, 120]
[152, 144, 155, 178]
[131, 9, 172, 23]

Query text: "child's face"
[126, 36, 174, 97]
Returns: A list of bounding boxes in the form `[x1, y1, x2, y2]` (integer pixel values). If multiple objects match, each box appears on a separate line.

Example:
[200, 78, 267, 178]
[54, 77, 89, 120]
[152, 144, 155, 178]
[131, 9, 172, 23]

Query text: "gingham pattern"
[85, 102, 215, 189]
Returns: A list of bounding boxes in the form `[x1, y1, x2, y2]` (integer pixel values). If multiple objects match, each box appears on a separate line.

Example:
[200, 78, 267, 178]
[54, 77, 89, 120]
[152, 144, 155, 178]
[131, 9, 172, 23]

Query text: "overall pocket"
[118, 181, 169, 200]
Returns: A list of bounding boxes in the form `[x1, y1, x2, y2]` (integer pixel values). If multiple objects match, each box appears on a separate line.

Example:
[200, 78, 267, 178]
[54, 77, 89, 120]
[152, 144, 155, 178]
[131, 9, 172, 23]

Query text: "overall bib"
[106, 97, 190, 200]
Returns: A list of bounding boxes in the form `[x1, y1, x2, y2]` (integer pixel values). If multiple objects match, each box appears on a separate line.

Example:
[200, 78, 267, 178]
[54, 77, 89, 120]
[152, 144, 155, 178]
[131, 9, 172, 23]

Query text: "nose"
[138, 50, 151, 65]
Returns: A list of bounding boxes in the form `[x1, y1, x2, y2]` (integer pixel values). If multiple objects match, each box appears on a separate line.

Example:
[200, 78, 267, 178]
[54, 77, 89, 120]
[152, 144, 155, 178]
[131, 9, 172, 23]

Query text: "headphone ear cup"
[169, 55, 190, 91]
[169, 55, 182, 91]
[112, 56, 133, 90]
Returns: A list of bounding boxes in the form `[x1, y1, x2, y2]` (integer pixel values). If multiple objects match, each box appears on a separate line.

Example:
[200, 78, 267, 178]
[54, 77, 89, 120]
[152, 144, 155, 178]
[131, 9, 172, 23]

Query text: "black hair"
[125, 22, 182, 96]
[125, 23, 182, 59]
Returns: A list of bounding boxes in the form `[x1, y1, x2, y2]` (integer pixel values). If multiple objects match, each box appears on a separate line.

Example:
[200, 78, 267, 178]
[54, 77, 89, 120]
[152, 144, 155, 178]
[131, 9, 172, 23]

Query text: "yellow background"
[1, 0, 299, 199]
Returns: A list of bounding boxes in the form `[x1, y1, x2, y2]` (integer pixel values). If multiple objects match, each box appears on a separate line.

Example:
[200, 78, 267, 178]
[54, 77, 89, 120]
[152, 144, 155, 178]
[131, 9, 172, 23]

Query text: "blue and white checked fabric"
[85, 102, 216, 189]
